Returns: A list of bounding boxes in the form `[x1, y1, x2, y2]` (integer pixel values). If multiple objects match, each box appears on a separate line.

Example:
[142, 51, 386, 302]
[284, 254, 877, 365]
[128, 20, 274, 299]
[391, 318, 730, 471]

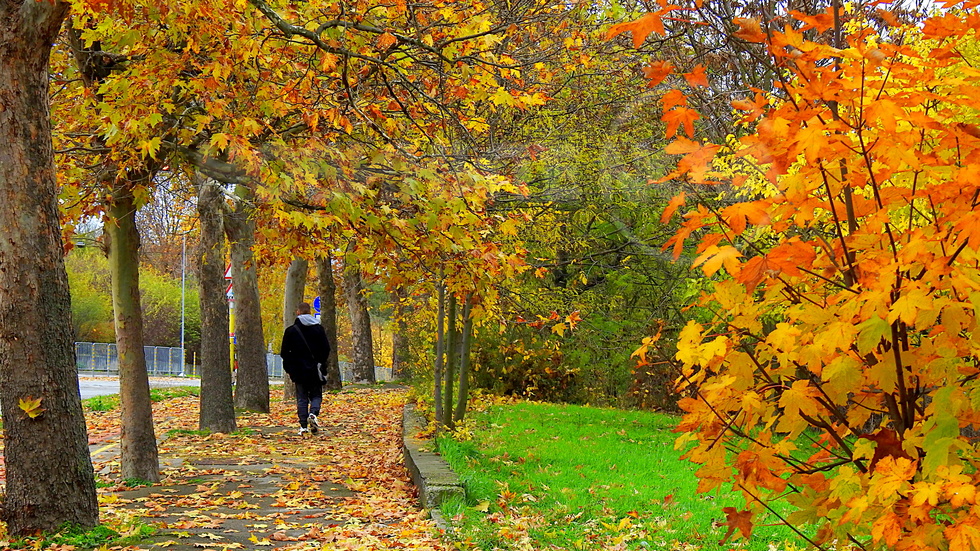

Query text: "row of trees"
[3, 0, 675, 536]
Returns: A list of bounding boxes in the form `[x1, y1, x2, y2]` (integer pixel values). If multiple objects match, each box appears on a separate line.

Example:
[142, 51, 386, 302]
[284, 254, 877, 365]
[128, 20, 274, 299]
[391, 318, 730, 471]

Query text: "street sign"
[226, 282, 234, 300]
[224, 264, 233, 279]
[313, 295, 321, 313]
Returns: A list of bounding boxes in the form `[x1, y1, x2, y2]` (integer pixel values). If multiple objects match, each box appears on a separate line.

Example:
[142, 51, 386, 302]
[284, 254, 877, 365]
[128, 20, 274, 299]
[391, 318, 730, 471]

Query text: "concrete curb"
[402, 403, 465, 518]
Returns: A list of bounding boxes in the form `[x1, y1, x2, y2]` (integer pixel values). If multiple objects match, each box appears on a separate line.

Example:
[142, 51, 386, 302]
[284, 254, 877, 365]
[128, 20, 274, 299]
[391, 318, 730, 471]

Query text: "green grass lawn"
[437, 401, 806, 551]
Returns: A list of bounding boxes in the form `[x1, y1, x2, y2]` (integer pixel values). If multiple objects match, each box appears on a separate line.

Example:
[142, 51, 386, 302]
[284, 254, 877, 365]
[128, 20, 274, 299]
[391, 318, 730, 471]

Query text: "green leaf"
[856, 316, 891, 354]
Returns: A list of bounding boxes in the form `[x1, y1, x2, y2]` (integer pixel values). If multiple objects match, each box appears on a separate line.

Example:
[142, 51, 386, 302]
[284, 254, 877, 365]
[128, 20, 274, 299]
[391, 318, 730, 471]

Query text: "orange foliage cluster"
[628, 2, 980, 550]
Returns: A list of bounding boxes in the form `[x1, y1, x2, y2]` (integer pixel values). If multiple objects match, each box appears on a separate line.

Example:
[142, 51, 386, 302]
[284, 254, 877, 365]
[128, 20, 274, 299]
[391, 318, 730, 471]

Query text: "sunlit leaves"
[616, 3, 980, 550]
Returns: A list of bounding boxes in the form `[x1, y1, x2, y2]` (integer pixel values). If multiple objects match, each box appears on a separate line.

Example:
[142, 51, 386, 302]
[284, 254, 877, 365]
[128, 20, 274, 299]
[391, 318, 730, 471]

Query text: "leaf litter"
[2, 386, 449, 550]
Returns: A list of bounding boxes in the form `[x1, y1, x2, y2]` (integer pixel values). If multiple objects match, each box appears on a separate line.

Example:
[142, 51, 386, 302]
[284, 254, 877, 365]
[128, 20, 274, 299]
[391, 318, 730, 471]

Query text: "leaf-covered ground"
[2, 385, 449, 550]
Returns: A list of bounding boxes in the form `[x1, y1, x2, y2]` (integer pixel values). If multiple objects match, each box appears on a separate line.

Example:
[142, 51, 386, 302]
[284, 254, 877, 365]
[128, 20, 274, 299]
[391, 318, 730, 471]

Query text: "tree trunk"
[226, 192, 269, 413]
[453, 294, 474, 425]
[282, 258, 308, 401]
[342, 260, 376, 383]
[391, 286, 410, 380]
[443, 293, 458, 429]
[316, 254, 342, 390]
[196, 177, 236, 433]
[433, 282, 445, 427]
[0, 1, 99, 533]
[107, 181, 160, 482]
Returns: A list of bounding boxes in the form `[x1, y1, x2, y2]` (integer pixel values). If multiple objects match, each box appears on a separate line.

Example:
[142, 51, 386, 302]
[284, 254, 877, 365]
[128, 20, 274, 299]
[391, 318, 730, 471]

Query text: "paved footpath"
[84, 387, 448, 551]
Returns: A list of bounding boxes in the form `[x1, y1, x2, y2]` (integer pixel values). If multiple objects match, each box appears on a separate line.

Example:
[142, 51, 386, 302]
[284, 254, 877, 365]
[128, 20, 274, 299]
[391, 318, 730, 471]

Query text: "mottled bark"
[453, 295, 474, 425]
[433, 283, 445, 427]
[316, 254, 342, 390]
[226, 193, 269, 413]
[196, 178, 236, 433]
[281, 258, 308, 401]
[0, 0, 98, 533]
[342, 261, 376, 383]
[107, 182, 160, 482]
[443, 293, 458, 429]
[391, 286, 410, 380]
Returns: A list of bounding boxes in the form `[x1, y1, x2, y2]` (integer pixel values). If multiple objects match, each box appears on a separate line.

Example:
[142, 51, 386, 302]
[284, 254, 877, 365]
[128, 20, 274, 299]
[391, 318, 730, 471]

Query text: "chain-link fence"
[76, 342, 392, 382]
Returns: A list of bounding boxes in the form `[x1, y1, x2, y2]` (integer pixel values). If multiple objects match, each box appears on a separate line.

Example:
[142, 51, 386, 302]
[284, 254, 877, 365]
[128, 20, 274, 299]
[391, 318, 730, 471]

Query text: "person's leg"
[296, 382, 310, 428]
[307, 384, 323, 433]
[309, 384, 323, 417]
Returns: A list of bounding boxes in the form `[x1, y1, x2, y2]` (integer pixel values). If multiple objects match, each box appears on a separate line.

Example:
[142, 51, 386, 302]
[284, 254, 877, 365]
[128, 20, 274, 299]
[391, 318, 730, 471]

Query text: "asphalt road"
[78, 375, 200, 400]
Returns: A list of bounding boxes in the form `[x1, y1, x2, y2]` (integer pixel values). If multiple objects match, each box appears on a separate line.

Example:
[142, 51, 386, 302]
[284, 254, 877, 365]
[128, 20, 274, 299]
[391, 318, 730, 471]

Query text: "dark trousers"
[296, 382, 323, 427]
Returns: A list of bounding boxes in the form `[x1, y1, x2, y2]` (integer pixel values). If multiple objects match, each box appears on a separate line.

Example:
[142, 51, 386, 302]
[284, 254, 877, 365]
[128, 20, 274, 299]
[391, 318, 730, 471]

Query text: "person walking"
[280, 302, 330, 435]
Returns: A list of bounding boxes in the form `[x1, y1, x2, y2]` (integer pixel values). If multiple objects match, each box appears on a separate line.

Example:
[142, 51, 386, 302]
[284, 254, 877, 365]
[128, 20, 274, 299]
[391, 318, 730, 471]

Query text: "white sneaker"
[308, 414, 319, 435]
[298, 427, 309, 436]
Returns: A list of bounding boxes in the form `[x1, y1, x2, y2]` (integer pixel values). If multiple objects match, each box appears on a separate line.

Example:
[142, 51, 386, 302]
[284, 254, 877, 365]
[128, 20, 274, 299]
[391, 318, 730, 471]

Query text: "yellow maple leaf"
[248, 533, 273, 546]
[18, 396, 43, 418]
[693, 245, 742, 277]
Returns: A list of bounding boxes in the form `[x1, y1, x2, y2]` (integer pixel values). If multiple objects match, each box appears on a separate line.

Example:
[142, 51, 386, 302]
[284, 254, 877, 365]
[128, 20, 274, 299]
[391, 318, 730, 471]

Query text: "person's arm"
[280, 328, 294, 361]
[315, 326, 330, 364]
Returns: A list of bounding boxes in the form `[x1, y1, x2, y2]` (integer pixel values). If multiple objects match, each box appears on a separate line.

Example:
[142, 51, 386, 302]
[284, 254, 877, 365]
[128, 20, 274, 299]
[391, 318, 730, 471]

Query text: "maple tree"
[625, 1, 980, 550]
[0, 0, 99, 534]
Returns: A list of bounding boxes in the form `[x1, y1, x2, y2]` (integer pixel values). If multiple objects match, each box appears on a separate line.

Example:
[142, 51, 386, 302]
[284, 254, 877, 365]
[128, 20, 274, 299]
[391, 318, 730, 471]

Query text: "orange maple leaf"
[859, 429, 911, 472]
[735, 255, 771, 292]
[683, 65, 709, 88]
[642, 60, 675, 88]
[661, 89, 688, 111]
[663, 107, 700, 138]
[719, 507, 753, 543]
[721, 201, 770, 234]
[607, 12, 668, 48]
[733, 18, 766, 42]
[660, 192, 687, 223]
[377, 32, 398, 50]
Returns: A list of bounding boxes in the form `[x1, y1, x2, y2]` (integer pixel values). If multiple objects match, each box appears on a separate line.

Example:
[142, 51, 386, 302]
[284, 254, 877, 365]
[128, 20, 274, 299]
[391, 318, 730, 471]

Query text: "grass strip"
[438, 401, 804, 551]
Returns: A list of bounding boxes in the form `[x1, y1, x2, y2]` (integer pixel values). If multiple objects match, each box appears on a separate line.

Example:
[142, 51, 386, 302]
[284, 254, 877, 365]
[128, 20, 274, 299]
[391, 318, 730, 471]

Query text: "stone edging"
[402, 403, 464, 528]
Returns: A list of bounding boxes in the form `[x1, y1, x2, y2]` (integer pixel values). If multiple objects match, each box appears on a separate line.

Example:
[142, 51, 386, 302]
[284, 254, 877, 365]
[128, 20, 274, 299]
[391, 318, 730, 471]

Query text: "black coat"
[280, 318, 331, 386]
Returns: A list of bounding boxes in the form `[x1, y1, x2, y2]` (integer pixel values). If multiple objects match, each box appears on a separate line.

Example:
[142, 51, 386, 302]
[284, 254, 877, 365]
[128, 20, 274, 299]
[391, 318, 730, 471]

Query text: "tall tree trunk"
[391, 286, 410, 380]
[342, 260, 376, 383]
[443, 293, 458, 429]
[0, 2, 99, 534]
[433, 282, 445, 427]
[226, 193, 269, 413]
[453, 294, 474, 425]
[196, 177, 236, 433]
[282, 258, 308, 401]
[316, 254, 342, 390]
[107, 180, 160, 482]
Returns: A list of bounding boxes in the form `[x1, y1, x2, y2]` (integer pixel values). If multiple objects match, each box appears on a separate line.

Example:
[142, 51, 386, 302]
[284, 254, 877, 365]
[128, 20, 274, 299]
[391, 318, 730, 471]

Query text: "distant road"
[78, 375, 200, 400]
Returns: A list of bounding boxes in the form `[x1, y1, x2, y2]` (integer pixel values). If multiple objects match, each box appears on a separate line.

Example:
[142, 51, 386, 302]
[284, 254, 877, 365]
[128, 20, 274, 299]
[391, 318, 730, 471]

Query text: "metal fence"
[76, 342, 184, 376]
[265, 354, 393, 382]
[76, 342, 392, 381]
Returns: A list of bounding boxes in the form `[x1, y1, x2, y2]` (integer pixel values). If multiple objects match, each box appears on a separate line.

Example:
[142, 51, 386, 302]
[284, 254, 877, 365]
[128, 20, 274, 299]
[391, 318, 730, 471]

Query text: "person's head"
[297, 302, 312, 315]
